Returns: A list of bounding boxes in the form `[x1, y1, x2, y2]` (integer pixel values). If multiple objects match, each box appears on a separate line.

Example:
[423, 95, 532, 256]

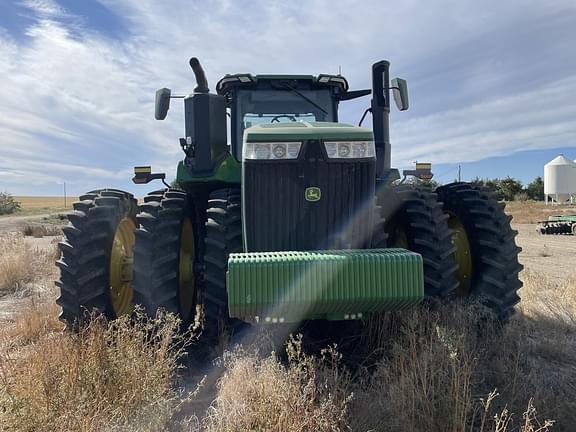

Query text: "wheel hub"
[447, 214, 473, 295]
[109, 217, 136, 316]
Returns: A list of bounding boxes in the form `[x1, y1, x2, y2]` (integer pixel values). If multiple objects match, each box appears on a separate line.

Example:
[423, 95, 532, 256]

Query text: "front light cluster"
[243, 142, 302, 160]
[324, 141, 375, 159]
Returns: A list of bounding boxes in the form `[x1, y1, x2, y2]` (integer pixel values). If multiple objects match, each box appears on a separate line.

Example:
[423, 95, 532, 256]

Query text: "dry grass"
[22, 223, 62, 237]
[1, 294, 63, 348]
[0, 236, 195, 431]
[199, 336, 351, 431]
[196, 272, 574, 431]
[0, 311, 193, 432]
[505, 201, 576, 224]
[0, 235, 57, 296]
[0, 231, 574, 431]
[0, 237, 35, 295]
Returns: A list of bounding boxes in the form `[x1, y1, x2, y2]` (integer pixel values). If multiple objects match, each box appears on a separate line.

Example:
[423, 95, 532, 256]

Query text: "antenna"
[338, 65, 342, 75]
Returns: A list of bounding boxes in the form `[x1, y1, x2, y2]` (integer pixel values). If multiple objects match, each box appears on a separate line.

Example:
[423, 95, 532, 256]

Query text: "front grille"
[242, 140, 375, 252]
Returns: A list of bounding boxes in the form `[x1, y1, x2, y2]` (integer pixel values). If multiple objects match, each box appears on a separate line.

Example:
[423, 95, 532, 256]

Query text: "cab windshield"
[233, 88, 336, 159]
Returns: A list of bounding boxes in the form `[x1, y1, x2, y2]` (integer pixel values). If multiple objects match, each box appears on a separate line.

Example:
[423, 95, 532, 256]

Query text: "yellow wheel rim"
[109, 217, 135, 316]
[448, 214, 473, 295]
[179, 218, 195, 322]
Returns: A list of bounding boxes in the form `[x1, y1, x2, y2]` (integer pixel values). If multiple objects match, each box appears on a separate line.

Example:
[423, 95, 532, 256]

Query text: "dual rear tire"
[131, 189, 198, 326]
[380, 183, 522, 319]
[436, 183, 522, 319]
[57, 187, 242, 350]
[57, 189, 138, 326]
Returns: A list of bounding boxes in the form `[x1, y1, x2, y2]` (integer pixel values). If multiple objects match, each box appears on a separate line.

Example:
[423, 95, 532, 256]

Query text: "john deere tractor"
[56, 58, 522, 344]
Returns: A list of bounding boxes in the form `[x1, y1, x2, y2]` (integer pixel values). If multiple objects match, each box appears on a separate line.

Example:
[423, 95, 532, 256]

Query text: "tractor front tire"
[378, 185, 458, 300]
[57, 189, 138, 327]
[132, 189, 200, 327]
[436, 182, 522, 320]
[202, 188, 244, 345]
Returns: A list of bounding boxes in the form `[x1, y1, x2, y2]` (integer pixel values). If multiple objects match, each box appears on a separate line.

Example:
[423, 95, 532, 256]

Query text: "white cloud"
[0, 0, 575, 195]
[21, 0, 68, 19]
[391, 76, 576, 167]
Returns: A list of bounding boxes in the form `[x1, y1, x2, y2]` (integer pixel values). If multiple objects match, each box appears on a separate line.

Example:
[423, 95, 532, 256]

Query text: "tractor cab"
[216, 74, 348, 159]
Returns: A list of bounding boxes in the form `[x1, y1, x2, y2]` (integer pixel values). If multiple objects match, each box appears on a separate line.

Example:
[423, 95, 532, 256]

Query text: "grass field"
[7, 196, 77, 216]
[0, 201, 574, 431]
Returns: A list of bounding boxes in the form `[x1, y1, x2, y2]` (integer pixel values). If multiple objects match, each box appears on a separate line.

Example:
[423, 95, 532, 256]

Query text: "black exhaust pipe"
[371, 60, 391, 176]
[189, 57, 209, 93]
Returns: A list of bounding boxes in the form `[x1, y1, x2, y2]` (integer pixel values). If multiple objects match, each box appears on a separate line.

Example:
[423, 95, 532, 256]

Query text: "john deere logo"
[305, 187, 321, 202]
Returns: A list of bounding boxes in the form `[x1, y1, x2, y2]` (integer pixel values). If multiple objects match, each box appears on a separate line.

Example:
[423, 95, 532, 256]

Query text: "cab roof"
[216, 73, 349, 95]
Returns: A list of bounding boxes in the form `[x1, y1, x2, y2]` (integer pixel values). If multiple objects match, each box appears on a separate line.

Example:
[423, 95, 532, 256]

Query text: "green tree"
[469, 177, 524, 201]
[471, 177, 486, 187]
[484, 179, 502, 199]
[526, 176, 544, 201]
[421, 179, 441, 190]
[0, 192, 21, 215]
[498, 177, 524, 201]
[395, 177, 441, 189]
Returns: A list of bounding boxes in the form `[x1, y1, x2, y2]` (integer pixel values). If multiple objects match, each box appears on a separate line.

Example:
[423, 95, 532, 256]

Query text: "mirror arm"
[358, 107, 372, 126]
[339, 89, 371, 101]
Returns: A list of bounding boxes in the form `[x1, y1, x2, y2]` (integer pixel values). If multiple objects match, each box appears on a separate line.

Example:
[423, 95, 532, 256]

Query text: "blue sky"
[0, 0, 575, 196]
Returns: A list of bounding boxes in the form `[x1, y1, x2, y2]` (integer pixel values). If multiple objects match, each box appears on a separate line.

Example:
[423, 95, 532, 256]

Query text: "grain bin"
[544, 154, 576, 203]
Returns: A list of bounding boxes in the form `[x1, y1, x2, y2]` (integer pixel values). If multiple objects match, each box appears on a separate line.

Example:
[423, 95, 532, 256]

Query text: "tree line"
[420, 177, 544, 201]
[471, 176, 544, 201]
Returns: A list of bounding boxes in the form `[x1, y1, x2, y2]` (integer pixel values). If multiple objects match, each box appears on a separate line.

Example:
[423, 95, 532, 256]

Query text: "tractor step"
[226, 248, 423, 323]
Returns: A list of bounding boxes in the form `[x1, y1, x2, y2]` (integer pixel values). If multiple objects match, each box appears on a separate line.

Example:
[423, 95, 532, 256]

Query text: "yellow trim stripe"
[134, 166, 152, 174]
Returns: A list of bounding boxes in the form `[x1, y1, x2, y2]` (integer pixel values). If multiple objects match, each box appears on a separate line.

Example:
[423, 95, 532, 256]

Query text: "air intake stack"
[183, 58, 228, 177]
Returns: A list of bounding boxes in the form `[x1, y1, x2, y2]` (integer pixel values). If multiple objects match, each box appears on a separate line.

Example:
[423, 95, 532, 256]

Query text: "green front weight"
[226, 249, 423, 323]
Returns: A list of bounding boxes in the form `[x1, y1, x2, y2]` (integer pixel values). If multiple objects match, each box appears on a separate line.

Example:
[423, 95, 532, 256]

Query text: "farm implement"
[537, 215, 576, 235]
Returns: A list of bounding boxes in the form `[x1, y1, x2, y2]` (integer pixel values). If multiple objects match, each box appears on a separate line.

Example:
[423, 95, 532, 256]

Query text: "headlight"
[243, 142, 302, 160]
[324, 141, 375, 159]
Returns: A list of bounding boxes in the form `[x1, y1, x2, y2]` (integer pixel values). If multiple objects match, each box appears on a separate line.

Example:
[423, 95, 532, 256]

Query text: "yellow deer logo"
[305, 187, 321, 202]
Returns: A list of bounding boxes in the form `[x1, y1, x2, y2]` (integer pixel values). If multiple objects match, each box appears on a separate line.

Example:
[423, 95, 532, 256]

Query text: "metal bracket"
[132, 166, 169, 187]
[402, 162, 433, 181]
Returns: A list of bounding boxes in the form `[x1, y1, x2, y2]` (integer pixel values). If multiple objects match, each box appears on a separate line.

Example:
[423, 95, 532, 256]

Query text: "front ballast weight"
[226, 249, 424, 323]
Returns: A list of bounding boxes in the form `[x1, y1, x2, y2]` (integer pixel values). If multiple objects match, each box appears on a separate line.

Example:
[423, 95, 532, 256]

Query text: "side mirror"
[391, 78, 409, 111]
[155, 88, 171, 120]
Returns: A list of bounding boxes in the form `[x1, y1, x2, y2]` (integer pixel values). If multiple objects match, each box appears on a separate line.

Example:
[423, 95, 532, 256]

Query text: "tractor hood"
[243, 121, 374, 142]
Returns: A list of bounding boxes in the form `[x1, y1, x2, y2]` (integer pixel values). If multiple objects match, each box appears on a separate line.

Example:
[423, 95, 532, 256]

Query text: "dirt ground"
[515, 224, 575, 281]
[506, 200, 576, 224]
[0, 213, 62, 234]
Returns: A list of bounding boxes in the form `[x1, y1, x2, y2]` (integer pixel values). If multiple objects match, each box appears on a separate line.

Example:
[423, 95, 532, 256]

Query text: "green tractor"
[56, 57, 522, 345]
